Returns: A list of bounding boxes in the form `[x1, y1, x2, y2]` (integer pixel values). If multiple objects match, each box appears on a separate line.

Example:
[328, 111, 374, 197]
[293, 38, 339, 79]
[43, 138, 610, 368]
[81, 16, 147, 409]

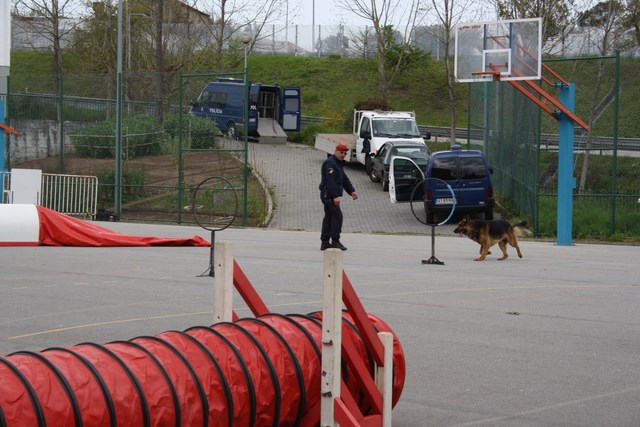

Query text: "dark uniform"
[319, 154, 356, 248]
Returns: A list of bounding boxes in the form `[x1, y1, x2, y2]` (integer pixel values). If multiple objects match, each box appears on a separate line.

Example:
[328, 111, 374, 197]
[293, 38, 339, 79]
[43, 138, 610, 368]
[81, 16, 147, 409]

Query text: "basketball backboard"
[454, 17, 542, 82]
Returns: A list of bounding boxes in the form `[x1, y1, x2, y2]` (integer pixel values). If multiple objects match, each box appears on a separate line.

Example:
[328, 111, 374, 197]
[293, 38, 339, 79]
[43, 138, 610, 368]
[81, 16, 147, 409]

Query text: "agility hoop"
[409, 178, 456, 265]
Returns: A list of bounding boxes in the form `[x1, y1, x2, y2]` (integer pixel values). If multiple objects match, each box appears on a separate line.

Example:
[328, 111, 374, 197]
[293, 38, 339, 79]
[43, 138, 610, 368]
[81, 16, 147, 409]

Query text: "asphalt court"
[1, 222, 639, 426]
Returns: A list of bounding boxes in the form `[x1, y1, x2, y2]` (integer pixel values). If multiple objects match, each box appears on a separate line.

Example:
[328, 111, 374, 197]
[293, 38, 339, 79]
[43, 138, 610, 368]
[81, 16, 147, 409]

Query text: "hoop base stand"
[422, 225, 444, 265]
[409, 177, 454, 265]
[193, 176, 239, 278]
[198, 230, 216, 277]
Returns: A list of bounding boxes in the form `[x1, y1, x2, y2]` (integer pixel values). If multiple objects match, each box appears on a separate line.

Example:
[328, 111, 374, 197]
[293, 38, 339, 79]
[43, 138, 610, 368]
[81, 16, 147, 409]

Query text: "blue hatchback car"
[423, 145, 494, 223]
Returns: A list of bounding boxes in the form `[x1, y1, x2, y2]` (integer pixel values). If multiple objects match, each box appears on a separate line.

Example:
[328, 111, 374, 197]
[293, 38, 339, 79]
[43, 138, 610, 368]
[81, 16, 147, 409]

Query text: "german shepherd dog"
[454, 215, 527, 261]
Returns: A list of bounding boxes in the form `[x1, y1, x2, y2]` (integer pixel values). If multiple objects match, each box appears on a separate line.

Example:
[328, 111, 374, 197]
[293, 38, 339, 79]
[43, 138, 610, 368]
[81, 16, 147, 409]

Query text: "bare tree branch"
[578, 0, 626, 193]
[334, 0, 428, 100]
[428, 0, 481, 142]
[198, 0, 287, 69]
[13, 0, 85, 82]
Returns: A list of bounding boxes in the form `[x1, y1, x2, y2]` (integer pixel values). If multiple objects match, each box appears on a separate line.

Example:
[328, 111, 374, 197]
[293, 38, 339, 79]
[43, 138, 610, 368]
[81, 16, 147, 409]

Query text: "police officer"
[319, 143, 359, 250]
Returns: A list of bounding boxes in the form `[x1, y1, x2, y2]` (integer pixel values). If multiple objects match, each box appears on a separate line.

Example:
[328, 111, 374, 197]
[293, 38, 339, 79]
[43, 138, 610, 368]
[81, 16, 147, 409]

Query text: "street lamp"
[241, 33, 251, 226]
[115, 0, 123, 219]
[241, 33, 251, 72]
[312, 0, 315, 55]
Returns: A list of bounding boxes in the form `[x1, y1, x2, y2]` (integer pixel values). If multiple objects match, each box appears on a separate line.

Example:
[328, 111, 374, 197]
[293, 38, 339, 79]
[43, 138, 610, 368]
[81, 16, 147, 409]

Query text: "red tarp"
[36, 206, 210, 247]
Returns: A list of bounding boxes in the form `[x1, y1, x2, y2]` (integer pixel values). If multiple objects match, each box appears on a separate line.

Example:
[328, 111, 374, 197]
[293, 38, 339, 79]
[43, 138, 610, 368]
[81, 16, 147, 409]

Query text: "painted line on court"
[368, 283, 637, 299]
[8, 311, 212, 340]
[7, 284, 636, 341]
[448, 385, 640, 426]
[7, 300, 323, 340]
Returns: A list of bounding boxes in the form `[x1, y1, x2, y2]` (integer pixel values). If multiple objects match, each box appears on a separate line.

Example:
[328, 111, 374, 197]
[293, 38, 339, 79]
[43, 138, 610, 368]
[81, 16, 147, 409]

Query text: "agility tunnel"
[0, 311, 405, 426]
[0, 239, 405, 426]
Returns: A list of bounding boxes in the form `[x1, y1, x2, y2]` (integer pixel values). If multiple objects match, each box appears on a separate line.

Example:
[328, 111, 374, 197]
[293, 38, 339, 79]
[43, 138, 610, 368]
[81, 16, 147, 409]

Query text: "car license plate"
[435, 198, 454, 205]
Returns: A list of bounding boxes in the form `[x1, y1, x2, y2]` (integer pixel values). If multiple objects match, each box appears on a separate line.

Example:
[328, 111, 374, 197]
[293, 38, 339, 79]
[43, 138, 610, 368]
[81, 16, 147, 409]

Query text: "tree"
[203, 0, 287, 69]
[427, 0, 480, 143]
[625, 0, 640, 45]
[382, 26, 428, 73]
[334, 0, 428, 100]
[68, 2, 113, 73]
[13, 0, 84, 91]
[321, 30, 350, 56]
[13, 0, 84, 172]
[153, 0, 163, 125]
[576, 0, 626, 193]
[491, 0, 576, 51]
[345, 26, 377, 59]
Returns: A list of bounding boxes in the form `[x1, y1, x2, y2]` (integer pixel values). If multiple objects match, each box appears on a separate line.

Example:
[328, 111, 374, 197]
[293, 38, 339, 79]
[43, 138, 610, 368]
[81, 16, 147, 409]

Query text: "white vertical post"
[320, 248, 343, 427]
[213, 240, 234, 323]
[376, 331, 394, 427]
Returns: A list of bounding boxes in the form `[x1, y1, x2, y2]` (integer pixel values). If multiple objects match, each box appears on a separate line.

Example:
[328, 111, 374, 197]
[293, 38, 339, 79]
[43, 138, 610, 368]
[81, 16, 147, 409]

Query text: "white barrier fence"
[1, 171, 8, 203]
[2, 170, 98, 218]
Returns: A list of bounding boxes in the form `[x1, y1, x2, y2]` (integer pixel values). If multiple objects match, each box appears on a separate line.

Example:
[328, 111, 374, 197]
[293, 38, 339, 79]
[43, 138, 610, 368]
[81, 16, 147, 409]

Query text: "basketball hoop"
[471, 71, 502, 81]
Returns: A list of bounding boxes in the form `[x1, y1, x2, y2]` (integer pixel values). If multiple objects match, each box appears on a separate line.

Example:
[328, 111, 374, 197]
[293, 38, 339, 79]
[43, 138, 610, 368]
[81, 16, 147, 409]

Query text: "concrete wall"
[8, 119, 84, 163]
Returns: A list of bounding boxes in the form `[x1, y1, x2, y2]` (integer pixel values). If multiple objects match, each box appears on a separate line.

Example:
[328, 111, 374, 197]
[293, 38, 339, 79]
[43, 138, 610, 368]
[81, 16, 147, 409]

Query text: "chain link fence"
[3, 70, 263, 226]
[3, 53, 639, 239]
[468, 53, 640, 241]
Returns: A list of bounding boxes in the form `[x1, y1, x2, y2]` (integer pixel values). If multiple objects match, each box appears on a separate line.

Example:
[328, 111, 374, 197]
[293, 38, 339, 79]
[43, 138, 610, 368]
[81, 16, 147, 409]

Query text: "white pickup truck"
[314, 110, 429, 170]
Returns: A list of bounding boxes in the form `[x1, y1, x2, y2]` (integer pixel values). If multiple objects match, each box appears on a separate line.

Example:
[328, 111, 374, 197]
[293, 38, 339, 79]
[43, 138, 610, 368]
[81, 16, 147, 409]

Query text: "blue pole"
[0, 98, 5, 172]
[556, 83, 576, 246]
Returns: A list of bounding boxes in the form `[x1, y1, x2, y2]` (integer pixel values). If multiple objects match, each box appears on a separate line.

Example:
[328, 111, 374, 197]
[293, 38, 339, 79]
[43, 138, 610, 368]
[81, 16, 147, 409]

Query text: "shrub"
[96, 167, 145, 204]
[354, 98, 395, 111]
[163, 113, 222, 149]
[289, 123, 345, 145]
[73, 119, 119, 158]
[123, 115, 164, 157]
[73, 113, 221, 158]
[72, 115, 161, 159]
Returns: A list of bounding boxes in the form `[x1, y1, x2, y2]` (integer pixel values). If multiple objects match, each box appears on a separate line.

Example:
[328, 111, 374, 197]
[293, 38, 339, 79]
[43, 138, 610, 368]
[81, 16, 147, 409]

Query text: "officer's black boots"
[331, 240, 347, 251]
[321, 240, 347, 251]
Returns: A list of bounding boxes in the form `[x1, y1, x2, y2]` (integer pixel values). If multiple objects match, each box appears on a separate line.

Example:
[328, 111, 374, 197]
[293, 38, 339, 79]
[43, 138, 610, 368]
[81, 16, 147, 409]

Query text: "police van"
[423, 145, 494, 223]
[190, 78, 301, 143]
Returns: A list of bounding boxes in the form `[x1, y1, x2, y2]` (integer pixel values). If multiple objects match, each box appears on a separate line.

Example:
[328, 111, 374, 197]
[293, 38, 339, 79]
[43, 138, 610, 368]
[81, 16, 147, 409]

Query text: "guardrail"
[270, 114, 629, 155]
[420, 125, 640, 152]
[10, 93, 156, 118]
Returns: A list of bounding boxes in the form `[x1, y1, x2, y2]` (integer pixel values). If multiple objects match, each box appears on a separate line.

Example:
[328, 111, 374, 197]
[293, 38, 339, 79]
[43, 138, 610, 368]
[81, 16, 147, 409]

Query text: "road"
[245, 141, 460, 239]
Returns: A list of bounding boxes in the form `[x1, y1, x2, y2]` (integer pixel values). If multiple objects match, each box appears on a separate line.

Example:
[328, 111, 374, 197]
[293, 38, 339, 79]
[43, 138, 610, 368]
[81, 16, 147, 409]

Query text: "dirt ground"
[13, 151, 266, 226]
[14, 151, 240, 186]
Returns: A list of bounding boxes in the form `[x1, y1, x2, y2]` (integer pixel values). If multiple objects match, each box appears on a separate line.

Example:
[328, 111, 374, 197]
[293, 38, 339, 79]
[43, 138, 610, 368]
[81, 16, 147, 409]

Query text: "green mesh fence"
[468, 54, 640, 242]
[468, 79, 541, 231]
[4, 71, 261, 226]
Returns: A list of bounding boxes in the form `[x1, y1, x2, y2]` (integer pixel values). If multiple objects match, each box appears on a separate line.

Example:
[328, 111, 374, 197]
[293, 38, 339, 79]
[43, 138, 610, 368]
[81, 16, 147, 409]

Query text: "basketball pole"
[556, 83, 576, 246]
[455, 18, 588, 246]
[0, 100, 5, 172]
[1, 0, 9, 174]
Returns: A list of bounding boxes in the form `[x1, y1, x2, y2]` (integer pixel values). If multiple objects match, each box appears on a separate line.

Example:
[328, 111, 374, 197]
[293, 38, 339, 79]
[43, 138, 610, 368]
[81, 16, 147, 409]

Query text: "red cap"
[335, 144, 349, 152]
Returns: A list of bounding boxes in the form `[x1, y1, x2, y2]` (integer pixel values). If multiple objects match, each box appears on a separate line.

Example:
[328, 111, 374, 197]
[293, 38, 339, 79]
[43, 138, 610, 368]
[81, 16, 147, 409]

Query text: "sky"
[281, 0, 499, 28]
[283, 0, 381, 27]
[1, 0, 9, 67]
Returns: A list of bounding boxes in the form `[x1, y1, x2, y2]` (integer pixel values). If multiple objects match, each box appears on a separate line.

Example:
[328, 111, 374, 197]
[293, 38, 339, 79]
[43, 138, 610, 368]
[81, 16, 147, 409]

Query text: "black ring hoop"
[192, 176, 239, 232]
[409, 177, 456, 227]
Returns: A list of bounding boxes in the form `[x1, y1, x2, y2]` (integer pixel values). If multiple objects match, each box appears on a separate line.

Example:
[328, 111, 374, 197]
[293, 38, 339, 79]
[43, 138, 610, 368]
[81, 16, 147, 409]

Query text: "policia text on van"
[190, 77, 301, 144]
